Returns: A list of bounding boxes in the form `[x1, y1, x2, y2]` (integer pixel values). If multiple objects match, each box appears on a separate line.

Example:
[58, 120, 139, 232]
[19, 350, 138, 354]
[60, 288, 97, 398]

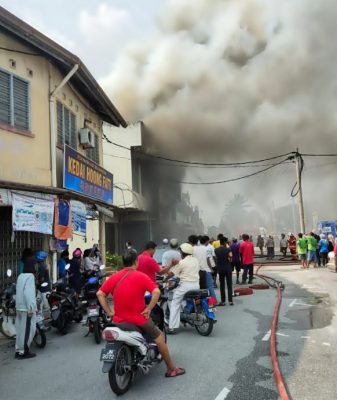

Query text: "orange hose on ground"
[255, 264, 291, 400]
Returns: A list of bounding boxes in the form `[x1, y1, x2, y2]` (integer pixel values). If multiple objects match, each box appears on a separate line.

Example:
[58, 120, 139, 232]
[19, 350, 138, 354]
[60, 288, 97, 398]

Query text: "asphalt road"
[1, 263, 336, 400]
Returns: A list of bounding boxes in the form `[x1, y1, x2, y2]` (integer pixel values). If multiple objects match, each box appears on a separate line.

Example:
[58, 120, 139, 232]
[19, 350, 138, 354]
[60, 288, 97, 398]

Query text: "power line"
[103, 133, 295, 166]
[302, 153, 337, 157]
[177, 156, 291, 185]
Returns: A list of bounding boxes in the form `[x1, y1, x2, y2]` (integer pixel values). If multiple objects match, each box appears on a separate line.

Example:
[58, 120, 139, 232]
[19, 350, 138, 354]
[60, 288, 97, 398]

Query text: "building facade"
[0, 7, 126, 282]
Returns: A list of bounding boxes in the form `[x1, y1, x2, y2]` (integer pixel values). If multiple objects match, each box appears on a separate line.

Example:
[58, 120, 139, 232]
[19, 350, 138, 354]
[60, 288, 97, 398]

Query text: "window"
[0, 69, 30, 131]
[57, 101, 77, 148]
[86, 133, 100, 164]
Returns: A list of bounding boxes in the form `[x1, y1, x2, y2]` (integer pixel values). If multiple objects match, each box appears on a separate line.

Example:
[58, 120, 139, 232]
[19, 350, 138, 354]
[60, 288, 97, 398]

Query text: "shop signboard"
[63, 145, 113, 204]
[12, 193, 54, 234]
[71, 200, 87, 236]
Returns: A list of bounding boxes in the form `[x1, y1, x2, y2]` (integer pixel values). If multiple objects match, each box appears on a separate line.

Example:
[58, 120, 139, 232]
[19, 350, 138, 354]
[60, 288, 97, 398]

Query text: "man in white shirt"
[190, 235, 218, 302]
[167, 243, 200, 334]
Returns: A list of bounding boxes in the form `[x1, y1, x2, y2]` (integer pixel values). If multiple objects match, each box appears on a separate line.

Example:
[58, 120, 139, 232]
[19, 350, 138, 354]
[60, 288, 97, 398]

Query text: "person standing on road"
[17, 248, 33, 275]
[205, 236, 217, 288]
[166, 243, 200, 334]
[215, 237, 233, 306]
[307, 232, 318, 268]
[192, 235, 217, 301]
[288, 233, 297, 261]
[137, 241, 173, 282]
[97, 251, 185, 378]
[314, 233, 321, 267]
[297, 233, 308, 268]
[256, 235, 264, 256]
[161, 239, 181, 269]
[36, 250, 51, 315]
[230, 238, 241, 284]
[265, 235, 275, 260]
[280, 234, 288, 257]
[212, 233, 224, 250]
[15, 256, 37, 359]
[240, 234, 255, 284]
[318, 234, 329, 267]
[57, 250, 68, 279]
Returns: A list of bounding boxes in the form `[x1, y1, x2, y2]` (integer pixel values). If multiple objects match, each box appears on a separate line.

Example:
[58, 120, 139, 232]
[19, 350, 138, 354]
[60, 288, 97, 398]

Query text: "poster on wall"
[71, 200, 87, 236]
[12, 193, 54, 234]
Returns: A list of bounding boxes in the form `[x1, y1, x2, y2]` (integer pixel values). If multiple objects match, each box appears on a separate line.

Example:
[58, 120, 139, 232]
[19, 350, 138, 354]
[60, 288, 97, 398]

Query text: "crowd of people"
[11, 230, 337, 367]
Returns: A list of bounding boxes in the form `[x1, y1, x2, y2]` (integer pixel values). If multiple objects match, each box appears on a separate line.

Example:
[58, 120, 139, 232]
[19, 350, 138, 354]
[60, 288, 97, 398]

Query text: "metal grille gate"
[0, 207, 43, 282]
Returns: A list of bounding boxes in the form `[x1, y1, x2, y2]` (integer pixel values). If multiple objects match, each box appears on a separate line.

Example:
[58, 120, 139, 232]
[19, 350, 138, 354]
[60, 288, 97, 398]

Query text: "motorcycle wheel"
[93, 320, 102, 344]
[56, 313, 67, 335]
[108, 345, 133, 395]
[33, 325, 47, 348]
[0, 317, 16, 339]
[194, 310, 214, 336]
[159, 299, 170, 326]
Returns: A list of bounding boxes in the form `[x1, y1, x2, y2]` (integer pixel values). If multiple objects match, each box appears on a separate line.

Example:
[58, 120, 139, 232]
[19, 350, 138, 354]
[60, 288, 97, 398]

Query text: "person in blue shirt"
[57, 250, 69, 279]
[318, 234, 329, 267]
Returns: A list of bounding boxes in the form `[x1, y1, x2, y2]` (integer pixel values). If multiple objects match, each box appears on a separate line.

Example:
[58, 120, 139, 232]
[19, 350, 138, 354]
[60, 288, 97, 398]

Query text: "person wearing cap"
[166, 243, 200, 334]
[162, 239, 182, 268]
[137, 241, 174, 283]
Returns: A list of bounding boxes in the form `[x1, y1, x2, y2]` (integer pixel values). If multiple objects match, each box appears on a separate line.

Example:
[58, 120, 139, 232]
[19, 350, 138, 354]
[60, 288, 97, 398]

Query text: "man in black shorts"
[97, 251, 185, 378]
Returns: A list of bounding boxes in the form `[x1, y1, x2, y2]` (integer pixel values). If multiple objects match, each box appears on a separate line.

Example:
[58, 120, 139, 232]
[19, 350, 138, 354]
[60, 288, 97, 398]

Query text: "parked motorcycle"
[100, 301, 165, 395]
[160, 277, 216, 336]
[47, 265, 82, 334]
[83, 265, 107, 344]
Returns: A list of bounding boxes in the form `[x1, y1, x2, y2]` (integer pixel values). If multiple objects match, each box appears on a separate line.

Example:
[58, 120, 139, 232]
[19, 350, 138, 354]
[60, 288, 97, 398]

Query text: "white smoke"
[101, 0, 337, 229]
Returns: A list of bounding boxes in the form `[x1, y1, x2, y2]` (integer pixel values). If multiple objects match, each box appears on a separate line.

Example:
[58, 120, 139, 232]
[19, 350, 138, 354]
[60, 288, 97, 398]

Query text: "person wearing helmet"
[161, 239, 181, 269]
[69, 248, 83, 295]
[166, 243, 200, 334]
[162, 238, 169, 246]
[36, 250, 51, 314]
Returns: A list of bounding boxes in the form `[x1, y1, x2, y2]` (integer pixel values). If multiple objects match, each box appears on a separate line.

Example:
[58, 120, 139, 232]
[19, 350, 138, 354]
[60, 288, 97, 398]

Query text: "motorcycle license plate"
[88, 308, 99, 317]
[100, 348, 115, 362]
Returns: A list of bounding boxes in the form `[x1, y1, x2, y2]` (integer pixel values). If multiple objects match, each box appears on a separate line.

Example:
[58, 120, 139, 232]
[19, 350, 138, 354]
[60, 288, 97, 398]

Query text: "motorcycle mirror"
[41, 282, 48, 287]
[65, 264, 70, 271]
[99, 265, 105, 270]
[6, 269, 12, 277]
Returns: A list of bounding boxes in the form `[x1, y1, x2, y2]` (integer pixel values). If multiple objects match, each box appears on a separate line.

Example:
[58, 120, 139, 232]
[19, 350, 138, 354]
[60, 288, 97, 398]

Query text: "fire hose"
[255, 264, 291, 400]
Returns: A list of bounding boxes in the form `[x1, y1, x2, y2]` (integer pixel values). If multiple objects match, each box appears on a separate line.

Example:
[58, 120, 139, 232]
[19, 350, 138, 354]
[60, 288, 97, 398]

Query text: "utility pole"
[295, 151, 306, 233]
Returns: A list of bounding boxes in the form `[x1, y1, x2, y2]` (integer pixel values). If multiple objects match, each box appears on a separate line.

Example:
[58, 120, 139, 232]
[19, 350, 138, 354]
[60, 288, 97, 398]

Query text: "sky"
[0, 0, 161, 77]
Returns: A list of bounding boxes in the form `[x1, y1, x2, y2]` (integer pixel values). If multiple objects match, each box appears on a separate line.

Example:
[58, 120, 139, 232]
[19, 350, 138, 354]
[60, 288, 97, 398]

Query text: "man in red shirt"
[96, 251, 185, 378]
[239, 234, 255, 284]
[137, 241, 172, 282]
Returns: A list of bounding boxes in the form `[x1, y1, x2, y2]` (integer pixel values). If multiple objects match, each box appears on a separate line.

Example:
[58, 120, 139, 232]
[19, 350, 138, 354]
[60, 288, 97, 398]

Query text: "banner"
[71, 200, 87, 236]
[63, 145, 113, 204]
[54, 199, 73, 240]
[12, 193, 54, 234]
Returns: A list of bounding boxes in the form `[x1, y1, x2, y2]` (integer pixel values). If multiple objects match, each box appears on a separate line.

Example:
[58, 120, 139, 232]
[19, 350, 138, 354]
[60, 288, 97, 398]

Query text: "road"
[1, 262, 337, 400]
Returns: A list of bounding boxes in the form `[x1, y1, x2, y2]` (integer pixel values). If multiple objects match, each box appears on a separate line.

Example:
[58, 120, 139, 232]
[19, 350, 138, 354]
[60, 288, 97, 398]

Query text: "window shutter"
[13, 76, 29, 130]
[57, 101, 63, 145]
[70, 112, 76, 149]
[0, 71, 11, 125]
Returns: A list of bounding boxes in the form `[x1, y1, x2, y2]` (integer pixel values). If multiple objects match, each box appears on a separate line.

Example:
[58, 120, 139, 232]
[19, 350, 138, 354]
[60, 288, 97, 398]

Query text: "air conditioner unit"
[79, 128, 95, 148]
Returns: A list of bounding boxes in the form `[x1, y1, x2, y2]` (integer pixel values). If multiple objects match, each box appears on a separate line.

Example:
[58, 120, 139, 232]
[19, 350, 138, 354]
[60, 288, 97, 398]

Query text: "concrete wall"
[0, 31, 51, 185]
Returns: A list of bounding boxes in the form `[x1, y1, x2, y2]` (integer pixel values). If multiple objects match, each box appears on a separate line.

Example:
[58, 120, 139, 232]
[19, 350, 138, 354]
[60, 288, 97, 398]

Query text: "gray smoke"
[101, 0, 337, 234]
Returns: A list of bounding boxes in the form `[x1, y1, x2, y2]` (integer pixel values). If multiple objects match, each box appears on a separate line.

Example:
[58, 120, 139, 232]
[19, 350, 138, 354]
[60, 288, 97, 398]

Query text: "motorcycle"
[47, 265, 82, 334]
[100, 299, 165, 395]
[83, 265, 107, 344]
[0, 269, 47, 348]
[160, 277, 216, 336]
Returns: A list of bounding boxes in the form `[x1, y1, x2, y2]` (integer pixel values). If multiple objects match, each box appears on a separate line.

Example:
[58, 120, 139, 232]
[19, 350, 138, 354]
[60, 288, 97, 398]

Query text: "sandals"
[165, 367, 186, 378]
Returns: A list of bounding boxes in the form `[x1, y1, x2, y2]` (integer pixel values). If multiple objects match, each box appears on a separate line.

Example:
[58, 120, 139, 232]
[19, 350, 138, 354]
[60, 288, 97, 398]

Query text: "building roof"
[0, 6, 127, 127]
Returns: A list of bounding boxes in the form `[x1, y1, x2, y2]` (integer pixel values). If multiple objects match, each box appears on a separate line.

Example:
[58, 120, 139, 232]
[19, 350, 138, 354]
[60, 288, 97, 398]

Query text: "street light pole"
[295, 151, 306, 233]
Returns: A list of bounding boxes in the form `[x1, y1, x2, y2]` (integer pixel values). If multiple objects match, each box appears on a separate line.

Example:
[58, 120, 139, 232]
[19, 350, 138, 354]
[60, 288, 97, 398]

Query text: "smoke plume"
[101, 0, 337, 234]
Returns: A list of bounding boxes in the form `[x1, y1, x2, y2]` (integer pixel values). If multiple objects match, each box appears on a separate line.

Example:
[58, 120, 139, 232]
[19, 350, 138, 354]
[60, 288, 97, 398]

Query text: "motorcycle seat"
[184, 289, 209, 299]
[106, 322, 142, 333]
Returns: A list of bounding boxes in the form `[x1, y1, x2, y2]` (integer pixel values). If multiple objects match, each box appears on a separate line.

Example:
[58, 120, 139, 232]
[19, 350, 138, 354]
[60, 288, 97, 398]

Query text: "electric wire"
[177, 156, 292, 185]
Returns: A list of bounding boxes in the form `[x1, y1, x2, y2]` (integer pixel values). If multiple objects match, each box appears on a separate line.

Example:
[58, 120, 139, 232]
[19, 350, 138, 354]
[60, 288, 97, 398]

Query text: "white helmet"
[180, 243, 194, 255]
[162, 238, 169, 245]
[170, 238, 179, 248]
